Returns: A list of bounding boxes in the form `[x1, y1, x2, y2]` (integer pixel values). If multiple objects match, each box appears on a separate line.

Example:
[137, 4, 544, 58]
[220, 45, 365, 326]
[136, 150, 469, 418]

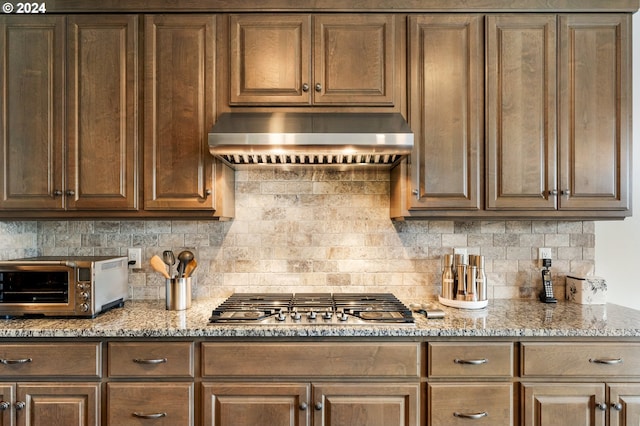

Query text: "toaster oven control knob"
[276, 310, 286, 321]
[80, 292, 90, 301]
[79, 303, 89, 312]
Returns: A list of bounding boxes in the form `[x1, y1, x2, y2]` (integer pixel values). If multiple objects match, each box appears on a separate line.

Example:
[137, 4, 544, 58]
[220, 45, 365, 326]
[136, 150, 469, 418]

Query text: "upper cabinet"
[392, 13, 631, 219]
[226, 14, 398, 107]
[144, 14, 233, 216]
[0, 15, 138, 211]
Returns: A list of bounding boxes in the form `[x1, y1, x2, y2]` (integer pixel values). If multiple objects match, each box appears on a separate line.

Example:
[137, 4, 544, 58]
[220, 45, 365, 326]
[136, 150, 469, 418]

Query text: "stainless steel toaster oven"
[0, 256, 128, 318]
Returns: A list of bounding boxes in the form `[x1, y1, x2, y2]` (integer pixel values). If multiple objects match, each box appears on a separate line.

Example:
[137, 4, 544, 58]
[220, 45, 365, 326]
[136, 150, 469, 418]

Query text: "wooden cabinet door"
[0, 16, 65, 210]
[202, 382, 310, 426]
[66, 15, 138, 210]
[312, 383, 419, 426]
[486, 15, 557, 210]
[229, 14, 311, 105]
[608, 384, 640, 426]
[0, 384, 14, 426]
[144, 14, 218, 210]
[428, 383, 513, 426]
[558, 14, 630, 211]
[16, 382, 99, 426]
[521, 382, 605, 426]
[313, 14, 395, 105]
[406, 15, 483, 210]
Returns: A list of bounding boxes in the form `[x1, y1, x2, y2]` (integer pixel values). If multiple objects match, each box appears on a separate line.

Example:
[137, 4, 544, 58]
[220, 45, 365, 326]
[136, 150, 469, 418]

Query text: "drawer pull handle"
[0, 358, 32, 365]
[454, 358, 488, 365]
[133, 358, 167, 364]
[133, 412, 167, 419]
[589, 358, 623, 365]
[454, 411, 488, 419]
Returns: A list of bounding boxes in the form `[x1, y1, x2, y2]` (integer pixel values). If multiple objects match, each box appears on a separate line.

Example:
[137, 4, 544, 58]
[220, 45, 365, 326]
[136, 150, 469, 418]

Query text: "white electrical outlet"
[127, 248, 142, 269]
[538, 247, 552, 260]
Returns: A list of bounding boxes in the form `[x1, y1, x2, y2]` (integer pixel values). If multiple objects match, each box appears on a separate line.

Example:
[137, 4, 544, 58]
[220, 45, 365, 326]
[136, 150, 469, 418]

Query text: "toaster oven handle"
[0, 358, 33, 365]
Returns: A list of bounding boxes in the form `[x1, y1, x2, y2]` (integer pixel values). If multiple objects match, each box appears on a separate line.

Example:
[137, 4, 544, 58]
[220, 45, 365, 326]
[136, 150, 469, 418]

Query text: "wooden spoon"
[184, 259, 197, 278]
[150, 255, 171, 279]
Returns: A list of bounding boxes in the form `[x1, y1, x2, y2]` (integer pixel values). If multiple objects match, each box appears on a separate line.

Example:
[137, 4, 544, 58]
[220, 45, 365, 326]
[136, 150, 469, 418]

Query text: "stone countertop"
[1, 298, 639, 339]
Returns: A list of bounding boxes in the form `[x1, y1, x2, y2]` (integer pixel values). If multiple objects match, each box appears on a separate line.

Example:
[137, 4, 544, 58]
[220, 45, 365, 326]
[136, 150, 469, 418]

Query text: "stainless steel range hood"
[208, 112, 413, 167]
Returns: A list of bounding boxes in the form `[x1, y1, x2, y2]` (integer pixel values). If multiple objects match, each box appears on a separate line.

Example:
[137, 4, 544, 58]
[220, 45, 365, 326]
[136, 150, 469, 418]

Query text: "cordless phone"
[539, 259, 557, 303]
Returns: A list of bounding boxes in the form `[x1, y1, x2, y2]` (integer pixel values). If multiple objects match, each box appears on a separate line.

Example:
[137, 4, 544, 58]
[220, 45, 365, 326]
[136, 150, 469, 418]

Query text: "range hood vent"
[208, 112, 413, 167]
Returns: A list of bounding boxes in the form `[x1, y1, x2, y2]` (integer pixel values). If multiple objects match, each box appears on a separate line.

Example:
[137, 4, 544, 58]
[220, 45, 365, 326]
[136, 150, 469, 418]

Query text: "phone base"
[539, 292, 557, 303]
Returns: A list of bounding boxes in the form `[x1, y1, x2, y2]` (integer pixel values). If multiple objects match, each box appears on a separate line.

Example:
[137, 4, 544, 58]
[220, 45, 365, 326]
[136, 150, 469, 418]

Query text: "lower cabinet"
[202, 382, 419, 426]
[0, 383, 99, 426]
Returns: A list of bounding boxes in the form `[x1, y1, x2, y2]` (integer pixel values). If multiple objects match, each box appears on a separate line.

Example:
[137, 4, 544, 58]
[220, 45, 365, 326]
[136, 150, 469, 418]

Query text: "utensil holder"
[166, 277, 192, 311]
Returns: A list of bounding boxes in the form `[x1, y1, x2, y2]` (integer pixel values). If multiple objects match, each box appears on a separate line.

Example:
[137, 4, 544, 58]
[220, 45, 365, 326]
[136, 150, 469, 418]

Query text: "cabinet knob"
[611, 402, 623, 411]
[53, 190, 63, 196]
[0, 401, 9, 410]
[205, 189, 212, 197]
[299, 402, 308, 411]
[549, 189, 558, 196]
[596, 402, 608, 411]
[315, 83, 322, 92]
[562, 189, 571, 196]
[302, 83, 310, 92]
[314, 402, 323, 411]
[66, 190, 75, 196]
[14, 401, 26, 411]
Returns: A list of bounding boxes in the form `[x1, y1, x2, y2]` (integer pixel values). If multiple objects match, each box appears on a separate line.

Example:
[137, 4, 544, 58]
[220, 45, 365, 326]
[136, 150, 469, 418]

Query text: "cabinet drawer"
[107, 382, 193, 426]
[428, 383, 514, 426]
[428, 342, 513, 378]
[521, 342, 640, 377]
[202, 342, 420, 378]
[108, 342, 194, 377]
[0, 343, 101, 378]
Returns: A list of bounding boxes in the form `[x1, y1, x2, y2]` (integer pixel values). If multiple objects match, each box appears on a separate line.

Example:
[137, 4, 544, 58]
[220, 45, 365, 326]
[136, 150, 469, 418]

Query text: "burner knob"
[338, 310, 349, 322]
[276, 310, 286, 321]
[307, 311, 317, 320]
[323, 310, 333, 320]
[291, 310, 301, 321]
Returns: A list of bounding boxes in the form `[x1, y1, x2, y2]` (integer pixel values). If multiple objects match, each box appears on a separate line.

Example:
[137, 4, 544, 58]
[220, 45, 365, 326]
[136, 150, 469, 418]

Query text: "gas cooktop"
[209, 293, 415, 326]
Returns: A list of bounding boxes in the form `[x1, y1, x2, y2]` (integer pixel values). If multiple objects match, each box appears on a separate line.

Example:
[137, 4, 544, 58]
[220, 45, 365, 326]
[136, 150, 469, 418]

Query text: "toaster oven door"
[0, 265, 75, 316]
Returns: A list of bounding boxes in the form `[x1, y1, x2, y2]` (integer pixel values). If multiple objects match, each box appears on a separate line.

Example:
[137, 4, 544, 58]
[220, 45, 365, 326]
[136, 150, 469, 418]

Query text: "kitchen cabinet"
[0, 16, 65, 211]
[394, 14, 483, 214]
[520, 342, 640, 426]
[426, 342, 515, 426]
[487, 14, 630, 213]
[226, 14, 398, 106]
[144, 14, 234, 215]
[0, 343, 101, 426]
[0, 15, 138, 212]
[106, 342, 195, 425]
[201, 342, 420, 426]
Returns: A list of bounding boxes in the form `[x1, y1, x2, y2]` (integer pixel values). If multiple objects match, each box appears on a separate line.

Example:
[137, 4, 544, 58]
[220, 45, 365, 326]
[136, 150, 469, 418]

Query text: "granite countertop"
[1, 298, 639, 339]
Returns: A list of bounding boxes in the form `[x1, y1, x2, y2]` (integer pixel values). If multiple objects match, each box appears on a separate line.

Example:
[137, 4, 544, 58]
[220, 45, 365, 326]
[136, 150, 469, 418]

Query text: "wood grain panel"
[202, 342, 420, 378]
[558, 14, 630, 210]
[144, 14, 217, 210]
[0, 16, 65, 210]
[521, 382, 605, 426]
[428, 342, 514, 378]
[18, 383, 100, 426]
[428, 383, 513, 426]
[229, 14, 311, 105]
[66, 15, 138, 210]
[313, 14, 394, 105]
[407, 15, 483, 210]
[0, 343, 101, 378]
[486, 14, 557, 210]
[609, 384, 640, 426]
[108, 342, 194, 377]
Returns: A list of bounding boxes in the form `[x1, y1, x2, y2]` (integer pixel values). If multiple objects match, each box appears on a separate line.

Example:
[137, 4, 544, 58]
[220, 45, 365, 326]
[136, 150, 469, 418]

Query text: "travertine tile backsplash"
[0, 168, 595, 301]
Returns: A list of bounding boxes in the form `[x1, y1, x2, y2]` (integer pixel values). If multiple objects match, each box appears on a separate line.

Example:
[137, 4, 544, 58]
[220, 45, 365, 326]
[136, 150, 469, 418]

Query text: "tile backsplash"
[0, 168, 595, 301]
